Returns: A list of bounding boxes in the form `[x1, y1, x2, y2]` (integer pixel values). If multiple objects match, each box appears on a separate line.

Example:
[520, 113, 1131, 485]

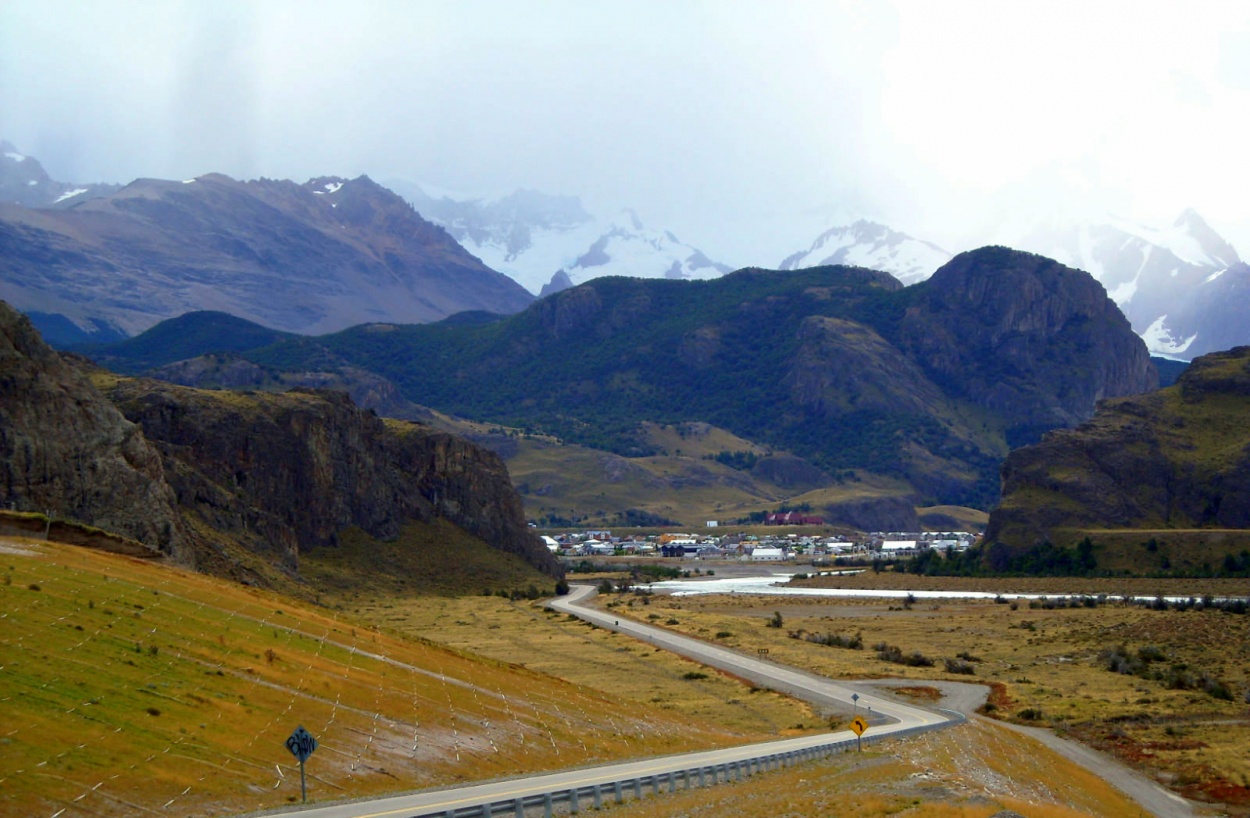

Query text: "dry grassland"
[0, 539, 755, 818]
[354, 593, 820, 737]
[598, 719, 1145, 818]
[607, 583, 1250, 813]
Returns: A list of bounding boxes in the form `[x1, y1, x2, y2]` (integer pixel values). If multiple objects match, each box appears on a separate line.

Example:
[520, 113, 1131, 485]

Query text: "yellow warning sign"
[849, 716, 869, 736]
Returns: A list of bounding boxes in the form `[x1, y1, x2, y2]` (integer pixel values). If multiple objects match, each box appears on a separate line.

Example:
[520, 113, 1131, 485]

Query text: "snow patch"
[323, 181, 343, 194]
[27, 179, 37, 186]
[1140, 315, 1197, 357]
[53, 188, 88, 204]
[182, 178, 197, 184]
[5, 151, 26, 162]
[1204, 268, 1228, 284]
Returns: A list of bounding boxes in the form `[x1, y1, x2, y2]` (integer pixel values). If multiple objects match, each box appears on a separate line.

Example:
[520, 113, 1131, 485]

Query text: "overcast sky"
[3, 0, 1249, 265]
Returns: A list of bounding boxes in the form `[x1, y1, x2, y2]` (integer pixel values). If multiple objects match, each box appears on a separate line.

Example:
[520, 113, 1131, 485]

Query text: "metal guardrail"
[418, 712, 965, 818]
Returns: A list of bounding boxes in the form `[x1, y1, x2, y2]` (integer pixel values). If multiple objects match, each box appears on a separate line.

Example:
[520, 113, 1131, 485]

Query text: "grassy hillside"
[72, 310, 295, 373]
[421, 411, 967, 530]
[0, 537, 762, 817]
[987, 346, 1250, 573]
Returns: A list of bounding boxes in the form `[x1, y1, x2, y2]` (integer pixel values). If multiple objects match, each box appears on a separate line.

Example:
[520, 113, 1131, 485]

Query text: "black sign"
[285, 725, 318, 763]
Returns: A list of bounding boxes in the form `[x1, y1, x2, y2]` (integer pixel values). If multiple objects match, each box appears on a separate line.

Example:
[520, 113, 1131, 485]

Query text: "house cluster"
[869, 531, 978, 559]
[544, 530, 977, 561]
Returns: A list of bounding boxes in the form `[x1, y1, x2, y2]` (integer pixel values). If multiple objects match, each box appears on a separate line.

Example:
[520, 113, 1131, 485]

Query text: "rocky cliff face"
[898, 247, 1159, 445]
[985, 346, 1250, 548]
[105, 379, 558, 578]
[0, 303, 188, 556]
[0, 299, 559, 583]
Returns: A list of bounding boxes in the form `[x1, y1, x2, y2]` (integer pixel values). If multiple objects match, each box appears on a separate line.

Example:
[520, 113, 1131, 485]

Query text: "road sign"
[286, 725, 318, 762]
[849, 716, 868, 736]
[285, 725, 318, 803]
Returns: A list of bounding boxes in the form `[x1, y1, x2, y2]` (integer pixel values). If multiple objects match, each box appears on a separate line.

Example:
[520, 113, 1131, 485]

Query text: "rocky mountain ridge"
[0, 300, 557, 586]
[0, 139, 120, 209]
[985, 344, 1250, 549]
[1009, 209, 1247, 359]
[0, 171, 534, 345]
[204, 247, 1157, 518]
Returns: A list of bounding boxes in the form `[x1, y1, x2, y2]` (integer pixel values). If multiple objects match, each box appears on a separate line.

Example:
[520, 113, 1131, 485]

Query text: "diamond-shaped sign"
[285, 725, 318, 763]
[849, 716, 869, 736]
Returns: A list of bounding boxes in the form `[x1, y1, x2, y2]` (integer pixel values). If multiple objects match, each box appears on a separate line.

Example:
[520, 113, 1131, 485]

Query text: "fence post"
[569, 788, 579, 814]
[543, 792, 553, 818]
[614, 780, 623, 804]
[592, 784, 602, 810]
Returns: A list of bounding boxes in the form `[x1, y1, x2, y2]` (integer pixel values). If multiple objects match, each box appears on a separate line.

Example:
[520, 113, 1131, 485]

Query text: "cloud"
[1, 0, 1248, 263]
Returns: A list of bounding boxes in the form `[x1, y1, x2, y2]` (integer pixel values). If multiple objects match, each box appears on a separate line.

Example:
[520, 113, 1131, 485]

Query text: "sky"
[2, 0, 1249, 266]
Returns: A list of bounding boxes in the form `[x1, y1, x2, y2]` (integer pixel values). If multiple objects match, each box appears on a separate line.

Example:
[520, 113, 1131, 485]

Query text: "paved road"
[994, 721, 1197, 818]
[550, 585, 952, 731]
[255, 585, 955, 818]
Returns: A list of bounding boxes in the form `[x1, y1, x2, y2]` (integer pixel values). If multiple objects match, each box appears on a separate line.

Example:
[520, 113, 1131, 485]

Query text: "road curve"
[255, 585, 956, 818]
[550, 584, 950, 730]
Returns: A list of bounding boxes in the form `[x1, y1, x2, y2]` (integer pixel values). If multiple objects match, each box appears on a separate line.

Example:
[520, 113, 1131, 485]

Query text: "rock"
[0, 302, 188, 557]
[898, 246, 1158, 445]
[0, 299, 560, 584]
[985, 346, 1250, 549]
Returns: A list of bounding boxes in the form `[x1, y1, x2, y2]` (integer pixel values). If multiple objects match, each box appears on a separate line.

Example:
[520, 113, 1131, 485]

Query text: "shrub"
[793, 630, 863, 650]
[681, 671, 708, 680]
[766, 611, 784, 629]
[1018, 708, 1043, 721]
[875, 643, 933, 667]
[944, 658, 976, 675]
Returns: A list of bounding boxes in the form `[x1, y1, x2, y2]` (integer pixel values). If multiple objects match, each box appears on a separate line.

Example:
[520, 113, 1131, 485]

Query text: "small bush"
[146, 707, 161, 717]
[875, 643, 933, 667]
[944, 658, 976, 675]
[766, 611, 784, 629]
[1018, 707, 1043, 721]
[714, 631, 733, 639]
[681, 671, 708, 680]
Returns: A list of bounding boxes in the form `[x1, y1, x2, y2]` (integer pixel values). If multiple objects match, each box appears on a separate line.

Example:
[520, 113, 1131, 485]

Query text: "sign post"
[849, 716, 868, 752]
[285, 725, 318, 802]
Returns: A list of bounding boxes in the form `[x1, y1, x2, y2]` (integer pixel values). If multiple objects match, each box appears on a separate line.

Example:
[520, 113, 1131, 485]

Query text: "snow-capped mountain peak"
[779, 219, 951, 285]
[385, 180, 731, 295]
[1008, 209, 1245, 360]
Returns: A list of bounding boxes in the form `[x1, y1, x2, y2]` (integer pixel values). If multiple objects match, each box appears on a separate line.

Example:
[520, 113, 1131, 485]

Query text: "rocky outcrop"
[0, 302, 187, 556]
[897, 247, 1159, 445]
[0, 299, 559, 583]
[985, 346, 1250, 548]
[106, 379, 560, 578]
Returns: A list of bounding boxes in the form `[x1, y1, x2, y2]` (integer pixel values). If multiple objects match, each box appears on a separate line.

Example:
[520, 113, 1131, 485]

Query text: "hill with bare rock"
[0, 172, 534, 344]
[0, 299, 558, 587]
[985, 345, 1250, 569]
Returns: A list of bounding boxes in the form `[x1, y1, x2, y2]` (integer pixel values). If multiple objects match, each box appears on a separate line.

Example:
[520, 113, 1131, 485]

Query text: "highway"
[256, 584, 955, 818]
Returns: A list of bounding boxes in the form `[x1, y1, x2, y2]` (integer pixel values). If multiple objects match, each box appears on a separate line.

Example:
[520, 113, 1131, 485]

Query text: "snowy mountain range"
[778, 220, 952, 285]
[385, 181, 731, 296]
[0, 140, 119, 208]
[1008, 209, 1247, 359]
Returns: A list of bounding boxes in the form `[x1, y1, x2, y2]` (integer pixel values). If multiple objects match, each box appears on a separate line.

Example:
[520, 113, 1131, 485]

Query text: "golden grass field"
[6, 531, 1245, 818]
[0, 538, 766, 818]
[597, 719, 1144, 818]
[597, 571, 1250, 813]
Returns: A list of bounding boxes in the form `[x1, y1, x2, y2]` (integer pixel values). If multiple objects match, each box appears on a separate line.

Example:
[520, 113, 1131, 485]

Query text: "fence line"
[408, 713, 963, 818]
